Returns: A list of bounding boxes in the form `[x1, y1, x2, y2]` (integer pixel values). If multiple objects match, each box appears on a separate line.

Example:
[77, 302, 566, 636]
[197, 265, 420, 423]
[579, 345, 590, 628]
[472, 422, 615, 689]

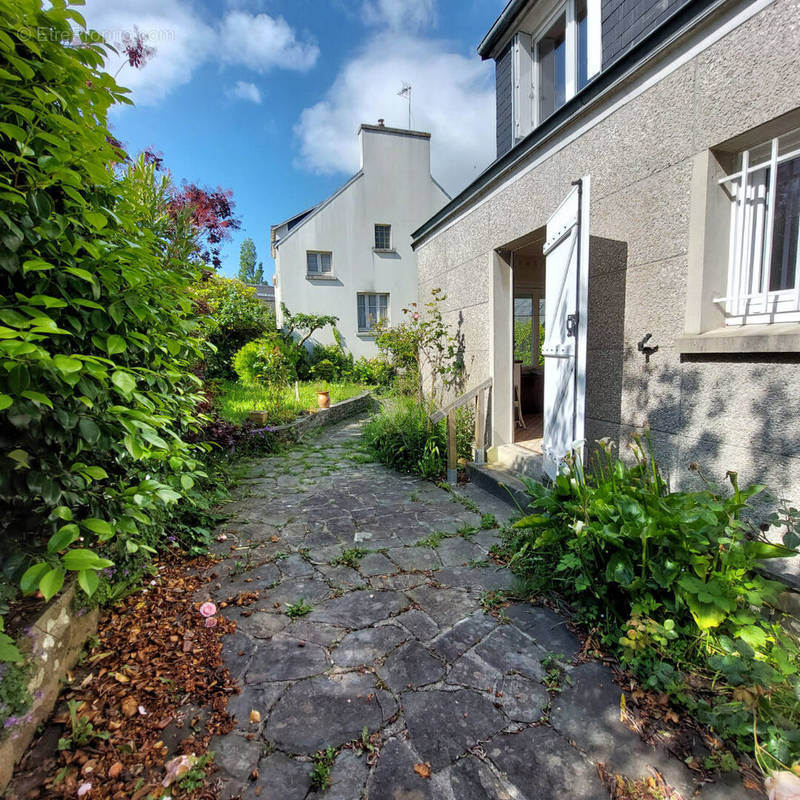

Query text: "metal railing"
[429, 378, 492, 484]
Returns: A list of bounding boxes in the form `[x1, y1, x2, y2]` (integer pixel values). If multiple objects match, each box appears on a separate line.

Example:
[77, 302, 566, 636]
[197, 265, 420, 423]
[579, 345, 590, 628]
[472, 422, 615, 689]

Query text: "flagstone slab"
[332, 624, 409, 667]
[232, 610, 288, 640]
[245, 637, 328, 683]
[277, 553, 315, 578]
[473, 626, 546, 681]
[309, 589, 409, 628]
[241, 752, 309, 800]
[503, 603, 581, 658]
[486, 725, 606, 800]
[326, 749, 370, 800]
[225, 682, 288, 732]
[358, 551, 398, 577]
[392, 608, 440, 641]
[437, 537, 485, 566]
[385, 546, 442, 571]
[430, 613, 498, 661]
[447, 651, 504, 691]
[264, 672, 397, 753]
[211, 733, 264, 782]
[549, 661, 697, 798]
[402, 689, 508, 770]
[406, 585, 479, 628]
[365, 738, 435, 800]
[378, 640, 445, 691]
[278, 619, 346, 647]
[496, 673, 548, 723]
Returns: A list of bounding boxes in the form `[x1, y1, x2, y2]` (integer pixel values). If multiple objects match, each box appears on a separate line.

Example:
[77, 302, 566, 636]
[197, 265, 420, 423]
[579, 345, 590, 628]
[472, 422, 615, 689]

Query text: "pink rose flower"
[77, 783, 92, 797]
[199, 602, 216, 618]
[204, 616, 218, 628]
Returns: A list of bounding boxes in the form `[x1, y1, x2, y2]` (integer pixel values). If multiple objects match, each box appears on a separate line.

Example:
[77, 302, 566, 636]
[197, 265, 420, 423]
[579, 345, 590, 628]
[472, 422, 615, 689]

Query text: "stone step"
[488, 444, 546, 480]
[466, 462, 533, 513]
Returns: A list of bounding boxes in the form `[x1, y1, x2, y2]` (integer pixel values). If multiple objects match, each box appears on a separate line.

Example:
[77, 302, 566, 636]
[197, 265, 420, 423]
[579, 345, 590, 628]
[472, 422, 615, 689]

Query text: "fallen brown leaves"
[597, 763, 683, 800]
[413, 762, 432, 779]
[9, 555, 238, 800]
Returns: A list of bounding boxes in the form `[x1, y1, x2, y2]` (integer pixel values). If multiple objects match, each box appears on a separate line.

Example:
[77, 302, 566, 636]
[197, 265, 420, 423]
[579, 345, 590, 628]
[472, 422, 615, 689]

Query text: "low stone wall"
[1, 585, 99, 792]
[270, 391, 374, 441]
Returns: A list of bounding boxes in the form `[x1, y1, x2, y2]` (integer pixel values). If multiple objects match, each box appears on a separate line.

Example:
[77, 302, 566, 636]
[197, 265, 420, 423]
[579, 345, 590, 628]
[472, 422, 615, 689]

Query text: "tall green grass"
[216, 381, 368, 425]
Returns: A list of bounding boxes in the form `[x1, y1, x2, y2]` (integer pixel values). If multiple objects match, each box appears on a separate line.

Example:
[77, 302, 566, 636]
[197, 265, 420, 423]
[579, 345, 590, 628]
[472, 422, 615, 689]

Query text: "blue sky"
[81, 0, 505, 281]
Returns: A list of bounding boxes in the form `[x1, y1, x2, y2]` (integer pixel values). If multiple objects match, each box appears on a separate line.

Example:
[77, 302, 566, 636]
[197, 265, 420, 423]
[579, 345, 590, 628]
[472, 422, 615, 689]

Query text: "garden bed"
[215, 381, 369, 425]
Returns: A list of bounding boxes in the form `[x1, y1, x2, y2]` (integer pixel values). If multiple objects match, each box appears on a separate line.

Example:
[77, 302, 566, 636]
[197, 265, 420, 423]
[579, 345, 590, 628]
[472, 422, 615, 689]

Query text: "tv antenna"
[397, 82, 412, 129]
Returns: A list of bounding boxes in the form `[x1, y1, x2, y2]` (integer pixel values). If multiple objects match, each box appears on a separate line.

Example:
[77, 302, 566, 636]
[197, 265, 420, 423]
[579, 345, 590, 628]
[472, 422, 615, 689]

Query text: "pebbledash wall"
[414, 0, 800, 548]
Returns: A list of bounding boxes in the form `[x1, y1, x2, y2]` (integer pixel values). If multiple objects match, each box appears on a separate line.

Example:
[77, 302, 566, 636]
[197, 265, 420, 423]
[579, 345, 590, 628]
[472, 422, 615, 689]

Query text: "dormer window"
[509, 0, 600, 144]
[536, 0, 590, 122]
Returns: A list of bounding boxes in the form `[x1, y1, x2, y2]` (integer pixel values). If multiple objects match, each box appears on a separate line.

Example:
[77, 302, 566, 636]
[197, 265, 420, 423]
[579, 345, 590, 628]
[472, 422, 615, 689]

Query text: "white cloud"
[362, 0, 437, 32]
[294, 34, 495, 196]
[79, 1, 318, 105]
[218, 11, 319, 73]
[228, 80, 262, 103]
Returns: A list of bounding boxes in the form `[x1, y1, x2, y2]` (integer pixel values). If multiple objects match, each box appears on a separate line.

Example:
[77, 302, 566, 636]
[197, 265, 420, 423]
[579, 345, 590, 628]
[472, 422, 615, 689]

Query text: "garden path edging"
[269, 391, 375, 441]
[0, 585, 99, 792]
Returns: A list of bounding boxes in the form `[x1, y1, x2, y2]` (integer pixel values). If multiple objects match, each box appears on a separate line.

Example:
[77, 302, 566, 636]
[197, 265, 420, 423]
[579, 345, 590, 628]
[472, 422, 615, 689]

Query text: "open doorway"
[511, 233, 546, 453]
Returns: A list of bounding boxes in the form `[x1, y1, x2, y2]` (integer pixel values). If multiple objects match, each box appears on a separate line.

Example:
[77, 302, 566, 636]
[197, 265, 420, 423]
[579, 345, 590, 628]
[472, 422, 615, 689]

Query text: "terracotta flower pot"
[316, 390, 330, 409]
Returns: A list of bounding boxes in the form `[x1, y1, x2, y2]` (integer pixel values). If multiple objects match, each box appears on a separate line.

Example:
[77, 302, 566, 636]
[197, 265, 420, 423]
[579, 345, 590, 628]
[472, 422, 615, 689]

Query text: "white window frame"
[306, 250, 333, 277]
[715, 134, 800, 325]
[529, 0, 601, 129]
[357, 292, 389, 333]
[374, 224, 392, 251]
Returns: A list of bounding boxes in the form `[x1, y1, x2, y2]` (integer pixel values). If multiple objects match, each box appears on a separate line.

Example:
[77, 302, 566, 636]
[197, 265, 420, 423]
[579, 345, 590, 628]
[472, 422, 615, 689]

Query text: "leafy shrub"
[309, 358, 338, 382]
[194, 277, 274, 379]
[0, 0, 223, 610]
[501, 436, 799, 771]
[352, 357, 394, 387]
[363, 397, 473, 478]
[374, 288, 464, 400]
[233, 336, 294, 386]
[303, 343, 353, 381]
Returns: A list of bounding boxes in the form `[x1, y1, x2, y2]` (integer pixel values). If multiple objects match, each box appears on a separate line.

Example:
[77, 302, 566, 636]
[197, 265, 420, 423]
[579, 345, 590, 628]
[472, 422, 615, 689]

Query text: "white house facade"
[272, 122, 450, 359]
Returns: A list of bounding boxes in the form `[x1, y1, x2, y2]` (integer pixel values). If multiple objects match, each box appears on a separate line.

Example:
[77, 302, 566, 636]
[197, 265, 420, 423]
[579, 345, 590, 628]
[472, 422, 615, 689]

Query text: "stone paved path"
[206, 415, 755, 800]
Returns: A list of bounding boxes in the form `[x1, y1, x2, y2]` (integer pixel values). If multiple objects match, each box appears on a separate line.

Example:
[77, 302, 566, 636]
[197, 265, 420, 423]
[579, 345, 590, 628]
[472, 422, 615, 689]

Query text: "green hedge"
[0, 1, 211, 615]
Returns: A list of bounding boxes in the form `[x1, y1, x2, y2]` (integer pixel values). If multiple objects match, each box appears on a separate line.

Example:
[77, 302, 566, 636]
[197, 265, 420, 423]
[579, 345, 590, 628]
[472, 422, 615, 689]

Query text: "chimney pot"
[378, 118, 384, 127]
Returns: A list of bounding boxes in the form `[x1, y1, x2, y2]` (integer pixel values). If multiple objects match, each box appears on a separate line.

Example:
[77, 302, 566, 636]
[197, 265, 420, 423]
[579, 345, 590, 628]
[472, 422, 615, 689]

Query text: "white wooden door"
[541, 177, 590, 480]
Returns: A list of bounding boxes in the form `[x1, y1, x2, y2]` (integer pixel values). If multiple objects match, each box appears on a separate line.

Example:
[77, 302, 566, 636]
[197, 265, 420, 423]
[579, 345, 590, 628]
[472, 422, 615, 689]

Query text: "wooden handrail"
[429, 377, 492, 424]
[429, 378, 492, 484]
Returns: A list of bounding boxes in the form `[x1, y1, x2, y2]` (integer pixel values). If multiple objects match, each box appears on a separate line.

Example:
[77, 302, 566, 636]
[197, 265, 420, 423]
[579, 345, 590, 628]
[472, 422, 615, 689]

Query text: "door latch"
[565, 313, 578, 337]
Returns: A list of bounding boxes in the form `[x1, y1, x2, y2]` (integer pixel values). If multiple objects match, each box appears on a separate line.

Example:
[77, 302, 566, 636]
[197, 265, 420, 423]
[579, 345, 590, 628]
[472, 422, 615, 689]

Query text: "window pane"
[306, 252, 318, 272]
[320, 252, 332, 273]
[770, 155, 800, 292]
[374, 224, 391, 249]
[378, 294, 388, 320]
[514, 297, 534, 366]
[538, 13, 566, 121]
[357, 295, 366, 330]
[576, 0, 588, 91]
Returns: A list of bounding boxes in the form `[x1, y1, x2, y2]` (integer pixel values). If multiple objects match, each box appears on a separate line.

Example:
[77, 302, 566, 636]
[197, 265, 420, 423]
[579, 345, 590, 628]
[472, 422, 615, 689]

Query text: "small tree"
[254, 261, 265, 284]
[281, 303, 338, 349]
[238, 237, 258, 282]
